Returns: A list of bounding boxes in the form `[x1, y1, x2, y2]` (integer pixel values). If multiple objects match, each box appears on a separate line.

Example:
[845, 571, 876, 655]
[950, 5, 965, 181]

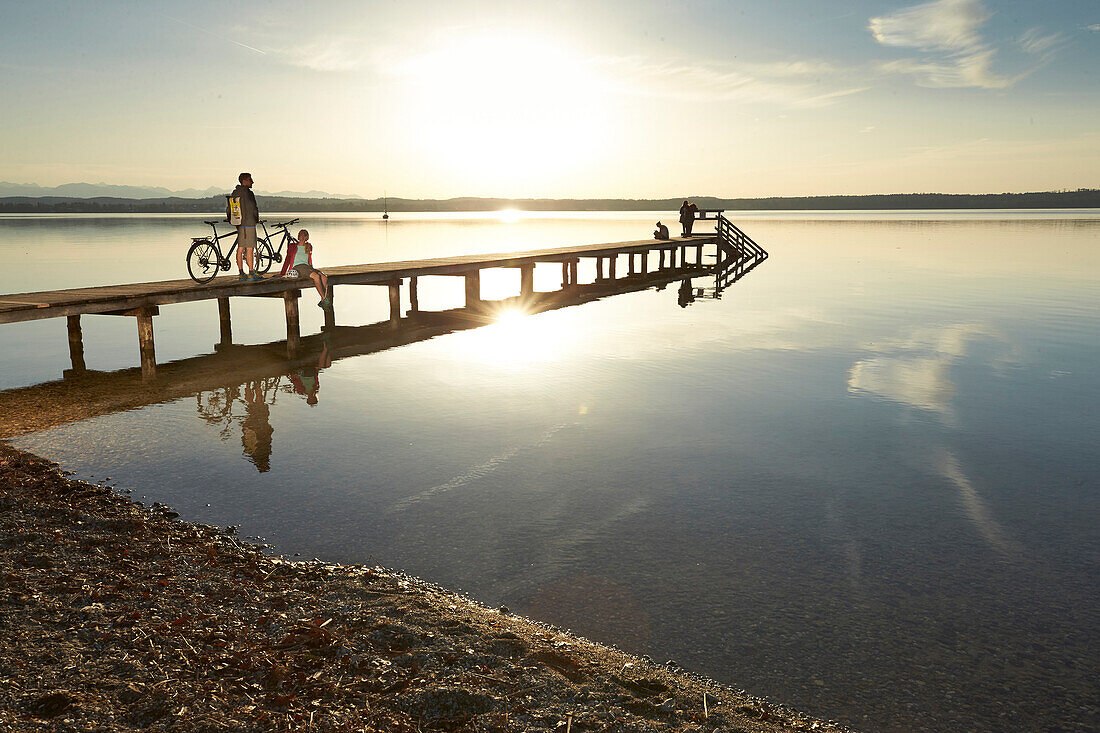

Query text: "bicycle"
[253, 218, 299, 275]
[185, 218, 300, 284]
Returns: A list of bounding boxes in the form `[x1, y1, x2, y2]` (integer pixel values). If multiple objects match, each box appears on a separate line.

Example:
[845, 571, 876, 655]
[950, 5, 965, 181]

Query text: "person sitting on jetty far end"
[654, 221, 670, 240]
[231, 172, 261, 280]
[679, 200, 695, 237]
[280, 228, 331, 308]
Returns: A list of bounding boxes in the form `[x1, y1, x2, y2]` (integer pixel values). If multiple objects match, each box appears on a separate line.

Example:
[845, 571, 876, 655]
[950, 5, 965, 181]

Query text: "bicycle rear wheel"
[254, 242, 275, 274]
[187, 240, 221, 284]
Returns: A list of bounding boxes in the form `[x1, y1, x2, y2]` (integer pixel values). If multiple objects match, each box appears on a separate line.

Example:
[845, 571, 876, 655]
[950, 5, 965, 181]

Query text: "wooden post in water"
[66, 315, 86, 375]
[135, 308, 156, 381]
[409, 276, 419, 314]
[658, 249, 665, 269]
[520, 265, 534, 298]
[464, 270, 481, 309]
[641, 252, 648, 274]
[569, 259, 578, 287]
[670, 247, 677, 269]
[388, 280, 402, 327]
[609, 255, 617, 279]
[628, 253, 635, 276]
[561, 262, 570, 288]
[323, 287, 336, 331]
[696, 244, 704, 264]
[216, 297, 232, 350]
[283, 291, 300, 356]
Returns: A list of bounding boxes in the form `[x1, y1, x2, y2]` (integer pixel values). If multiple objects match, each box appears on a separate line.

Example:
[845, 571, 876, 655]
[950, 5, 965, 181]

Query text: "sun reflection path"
[442, 306, 571, 370]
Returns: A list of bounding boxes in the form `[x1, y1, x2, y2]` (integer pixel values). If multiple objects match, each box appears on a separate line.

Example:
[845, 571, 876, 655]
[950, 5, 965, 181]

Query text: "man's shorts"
[236, 225, 256, 251]
[289, 263, 317, 278]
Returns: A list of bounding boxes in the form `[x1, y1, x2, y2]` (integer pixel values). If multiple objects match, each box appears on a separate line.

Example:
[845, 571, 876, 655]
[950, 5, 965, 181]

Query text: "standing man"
[232, 172, 261, 280]
[679, 200, 694, 237]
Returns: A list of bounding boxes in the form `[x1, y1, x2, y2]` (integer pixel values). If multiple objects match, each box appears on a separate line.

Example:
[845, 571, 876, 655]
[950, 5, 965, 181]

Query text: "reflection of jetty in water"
[0, 241, 766, 470]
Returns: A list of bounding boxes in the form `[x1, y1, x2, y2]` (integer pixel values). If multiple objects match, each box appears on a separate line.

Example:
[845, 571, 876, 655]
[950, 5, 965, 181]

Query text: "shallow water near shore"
[2, 210, 1099, 731]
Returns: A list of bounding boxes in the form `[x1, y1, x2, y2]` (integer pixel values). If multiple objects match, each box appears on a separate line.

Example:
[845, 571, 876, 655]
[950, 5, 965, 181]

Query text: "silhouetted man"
[232, 172, 261, 280]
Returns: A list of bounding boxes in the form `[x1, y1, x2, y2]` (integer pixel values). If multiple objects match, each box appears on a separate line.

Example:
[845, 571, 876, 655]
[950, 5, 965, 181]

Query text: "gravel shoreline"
[1, 443, 852, 732]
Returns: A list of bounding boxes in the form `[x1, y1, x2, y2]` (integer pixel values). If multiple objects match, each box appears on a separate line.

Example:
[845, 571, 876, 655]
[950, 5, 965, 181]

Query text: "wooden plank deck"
[0, 235, 714, 325]
[0, 267, 709, 439]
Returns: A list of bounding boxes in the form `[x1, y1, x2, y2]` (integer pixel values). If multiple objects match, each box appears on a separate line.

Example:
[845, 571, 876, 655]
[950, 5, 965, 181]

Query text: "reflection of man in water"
[677, 277, 697, 308]
[289, 340, 332, 406]
[240, 380, 274, 472]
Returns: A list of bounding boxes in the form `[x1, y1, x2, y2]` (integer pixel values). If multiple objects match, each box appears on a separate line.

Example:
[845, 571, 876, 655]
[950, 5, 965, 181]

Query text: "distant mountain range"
[0, 186, 1097, 213]
[0, 182, 363, 199]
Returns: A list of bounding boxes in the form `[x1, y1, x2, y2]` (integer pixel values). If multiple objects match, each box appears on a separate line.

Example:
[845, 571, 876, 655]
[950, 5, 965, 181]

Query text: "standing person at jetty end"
[230, 172, 261, 280]
[280, 228, 331, 308]
[679, 200, 695, 237]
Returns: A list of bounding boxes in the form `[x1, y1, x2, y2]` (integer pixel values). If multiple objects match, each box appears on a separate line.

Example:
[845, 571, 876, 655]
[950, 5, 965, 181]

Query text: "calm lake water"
[1, 211, 1098, 732]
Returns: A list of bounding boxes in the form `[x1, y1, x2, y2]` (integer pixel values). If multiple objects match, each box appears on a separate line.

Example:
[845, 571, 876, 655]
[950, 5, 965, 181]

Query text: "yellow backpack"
[225, 195, 242, 225]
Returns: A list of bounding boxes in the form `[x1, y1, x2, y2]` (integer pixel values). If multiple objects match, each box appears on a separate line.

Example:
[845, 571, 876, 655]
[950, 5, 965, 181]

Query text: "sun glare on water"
[445, 306, 568, 369]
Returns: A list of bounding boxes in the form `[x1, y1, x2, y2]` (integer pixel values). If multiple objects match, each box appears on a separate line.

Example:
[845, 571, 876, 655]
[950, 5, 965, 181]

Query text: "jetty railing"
[715, 213, 769, 290]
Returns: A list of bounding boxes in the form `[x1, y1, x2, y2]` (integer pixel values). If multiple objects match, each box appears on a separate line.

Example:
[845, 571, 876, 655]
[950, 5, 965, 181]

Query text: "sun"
[395, 31, 609, 188]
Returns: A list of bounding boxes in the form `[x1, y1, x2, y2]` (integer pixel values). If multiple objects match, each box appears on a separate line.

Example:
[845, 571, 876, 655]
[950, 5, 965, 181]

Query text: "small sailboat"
[382, 190, 389, 220]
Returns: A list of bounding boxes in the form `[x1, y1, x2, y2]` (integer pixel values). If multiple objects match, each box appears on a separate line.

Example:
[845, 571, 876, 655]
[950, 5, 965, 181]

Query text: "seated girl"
[279, 228, 330, 307]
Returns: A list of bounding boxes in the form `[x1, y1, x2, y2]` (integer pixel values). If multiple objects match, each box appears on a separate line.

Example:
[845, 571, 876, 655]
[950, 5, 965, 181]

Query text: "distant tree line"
[1, 190, 1097, 214]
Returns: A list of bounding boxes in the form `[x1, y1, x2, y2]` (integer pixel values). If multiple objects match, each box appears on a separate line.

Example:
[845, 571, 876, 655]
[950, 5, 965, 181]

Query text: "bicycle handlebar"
[269, 218, 300, 229]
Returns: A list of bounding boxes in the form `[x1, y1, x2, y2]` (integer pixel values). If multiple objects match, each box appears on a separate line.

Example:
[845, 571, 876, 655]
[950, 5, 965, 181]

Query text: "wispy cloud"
[592, 54, 863, 108]
[281, 38, 375, 72]
[1018, 28, 1064, 58]
[1086, 24, 1100, 32]
[164, 15, 266, 56]
[868, 0, 1020, 89]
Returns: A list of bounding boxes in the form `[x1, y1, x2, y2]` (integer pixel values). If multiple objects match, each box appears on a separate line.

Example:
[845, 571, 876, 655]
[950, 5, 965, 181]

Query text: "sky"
[0, 0, 1098, 198]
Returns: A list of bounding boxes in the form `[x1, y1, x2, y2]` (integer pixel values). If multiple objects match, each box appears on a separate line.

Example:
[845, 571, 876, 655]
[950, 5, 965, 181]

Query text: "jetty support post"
[465, 270, 482, 309]
[628, 253, 636, 276]
[389, 279, 402, 327]
[696, 243, 704, 264]
[65, 315, 86, 376]
[135, 307, 157, 381]
[609, 255, 617, 279]
[658, 249, 665, 270]
[596, 257, 604, 281]
[283, 291, 300, 356]
[561, 262, 570, 288]
[409, 276, 419, 314]
[641, 252, 648, 275]
[323, 286, 336, 331]
[216, 297, 232, 351]
[569, 259, 578, 288]
[520, 265, 534, 299]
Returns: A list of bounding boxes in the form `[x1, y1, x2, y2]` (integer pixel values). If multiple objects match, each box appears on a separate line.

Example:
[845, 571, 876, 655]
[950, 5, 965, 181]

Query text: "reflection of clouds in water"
[386, 421, 576, 513]
[848, 323, 1024, 556]
[939, 449, 1022, 557]
[849, 356, 955, 417]
[847, 323, 1017, 422]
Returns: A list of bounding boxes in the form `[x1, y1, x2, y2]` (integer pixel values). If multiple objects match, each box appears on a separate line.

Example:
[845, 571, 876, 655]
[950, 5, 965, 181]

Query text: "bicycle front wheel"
[254, 242, 275, 274]
[187, 240, 221, 284]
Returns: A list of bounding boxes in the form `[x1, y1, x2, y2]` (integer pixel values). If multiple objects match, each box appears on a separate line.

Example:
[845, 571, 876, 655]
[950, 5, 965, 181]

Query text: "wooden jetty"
[0, 262, 760, 440]
[0, 214, 766, 381]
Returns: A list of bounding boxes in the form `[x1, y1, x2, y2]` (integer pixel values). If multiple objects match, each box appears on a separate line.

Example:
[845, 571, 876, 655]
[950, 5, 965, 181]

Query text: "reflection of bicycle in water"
[185, 218, 301, 284]
[195, 377, 289, 472]
[193, 342, 332, 470]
